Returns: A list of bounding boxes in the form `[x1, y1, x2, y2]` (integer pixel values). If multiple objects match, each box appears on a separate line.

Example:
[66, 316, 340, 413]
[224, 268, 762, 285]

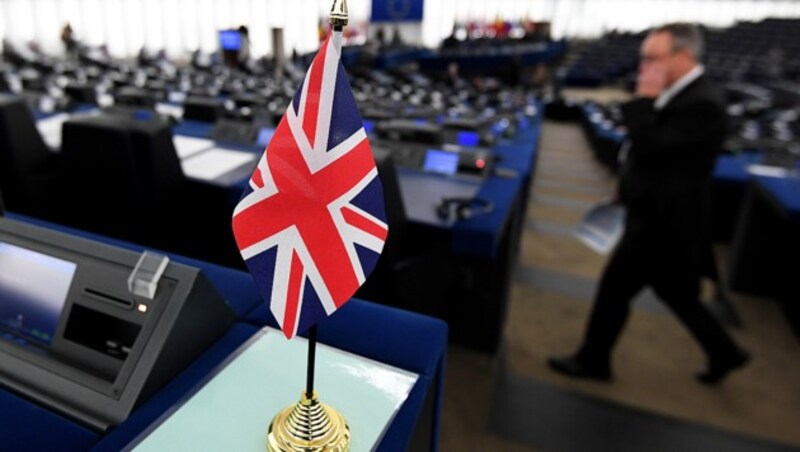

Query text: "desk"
[1, 215, 448, 452]
[385, 117, 540, 353]
[728, 176, 800, 309]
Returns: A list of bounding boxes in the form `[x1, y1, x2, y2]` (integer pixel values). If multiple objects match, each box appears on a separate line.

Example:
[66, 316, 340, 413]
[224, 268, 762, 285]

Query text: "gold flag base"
[267, 391, 351, 451]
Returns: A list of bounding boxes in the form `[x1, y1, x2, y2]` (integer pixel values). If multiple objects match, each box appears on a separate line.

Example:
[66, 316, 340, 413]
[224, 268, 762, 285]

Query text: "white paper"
[155, 102, 184, 119]
[574, 202, 626, 255]
[36, 113, 71, 149]
[36, 110, 100, 149]
[181, 148, 257, 181]
[172, 135, 214, 159]
[746, 164, 791, 178]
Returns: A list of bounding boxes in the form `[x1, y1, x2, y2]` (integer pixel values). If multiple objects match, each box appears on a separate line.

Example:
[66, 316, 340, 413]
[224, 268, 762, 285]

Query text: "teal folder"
[131, 327, 419, 451]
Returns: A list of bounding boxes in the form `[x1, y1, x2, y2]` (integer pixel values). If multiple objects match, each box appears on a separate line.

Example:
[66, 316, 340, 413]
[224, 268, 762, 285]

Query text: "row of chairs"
[0, 93, 455, 322]
[0, 96, 240, 268]
[563, 18, 800, 88]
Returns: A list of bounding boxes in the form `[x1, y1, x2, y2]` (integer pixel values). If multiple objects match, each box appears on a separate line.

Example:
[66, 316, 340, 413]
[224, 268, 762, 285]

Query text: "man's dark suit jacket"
[618, 74, 726, 248]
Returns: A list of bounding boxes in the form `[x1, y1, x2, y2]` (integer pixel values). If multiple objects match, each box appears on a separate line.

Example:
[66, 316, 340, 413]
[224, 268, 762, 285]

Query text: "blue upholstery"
[714, 154, 754, 184]
[171, 119, 214, 139]
[494, 141, 538, 181]
[756, 175, 800, 222]
[0, 387, 100, 451]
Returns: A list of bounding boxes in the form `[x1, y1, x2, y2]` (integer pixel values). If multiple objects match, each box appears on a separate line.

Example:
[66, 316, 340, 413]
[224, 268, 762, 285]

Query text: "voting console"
[0, 217, 235, 432]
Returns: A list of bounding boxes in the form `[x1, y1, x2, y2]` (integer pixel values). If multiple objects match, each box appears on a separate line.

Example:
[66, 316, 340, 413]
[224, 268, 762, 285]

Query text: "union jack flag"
[232, 36, 388, 339]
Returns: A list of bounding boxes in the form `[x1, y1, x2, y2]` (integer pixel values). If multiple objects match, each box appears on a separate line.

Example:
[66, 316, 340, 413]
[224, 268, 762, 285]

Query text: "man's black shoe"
[696, 350, 751, 385]
[548, 355, 611, 381]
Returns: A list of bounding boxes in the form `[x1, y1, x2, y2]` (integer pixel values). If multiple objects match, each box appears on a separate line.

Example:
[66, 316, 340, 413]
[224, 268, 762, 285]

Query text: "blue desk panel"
[453, 176, 523, 259]
[494, 131, 540, 181]
[714, 154, 755, 184]
[755, 175, 800, 222]
[0, 387, 100, 452]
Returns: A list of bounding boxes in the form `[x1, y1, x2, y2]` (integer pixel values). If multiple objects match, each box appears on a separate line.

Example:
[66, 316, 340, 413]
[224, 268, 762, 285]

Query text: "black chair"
[127, 120, 241, 268]
[60, 114, 241, 268]
[183, 96, 224, 122]
[60, 115, 148, 241]
[0, 96, 63, 219]
[114, 87, 158, 109]
[375, 119, 443, 145]
[64, 83, 97, 104]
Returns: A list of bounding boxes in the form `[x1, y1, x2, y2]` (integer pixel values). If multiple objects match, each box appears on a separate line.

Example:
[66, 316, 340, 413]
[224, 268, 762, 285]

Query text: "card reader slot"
[84, 288, 134, 310]
[64, 305, 141, 365]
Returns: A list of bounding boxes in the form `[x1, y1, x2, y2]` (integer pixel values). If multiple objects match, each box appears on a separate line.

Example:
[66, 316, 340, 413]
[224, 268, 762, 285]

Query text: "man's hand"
[636, 64, 667, 98]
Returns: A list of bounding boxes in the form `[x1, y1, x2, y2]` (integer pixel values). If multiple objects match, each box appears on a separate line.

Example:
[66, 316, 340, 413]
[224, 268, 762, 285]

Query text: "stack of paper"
[180, 148, 257, 182]
[574, 202, 626, 255]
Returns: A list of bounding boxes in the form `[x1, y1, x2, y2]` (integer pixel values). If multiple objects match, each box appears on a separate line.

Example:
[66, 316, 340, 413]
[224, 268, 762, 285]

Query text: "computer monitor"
[422, 149, 459, 175]
[0, 242, 76, 345]
[456, 131, 480, 147]
[219, 30, 242, 51]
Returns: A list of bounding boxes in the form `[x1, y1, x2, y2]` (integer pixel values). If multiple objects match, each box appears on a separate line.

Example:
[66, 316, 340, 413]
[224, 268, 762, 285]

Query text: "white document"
[36, 113, 71, 149]
[172, 135, 214, 159]
[746, 164, 791, 178]
[181, 148, 257, 181]
[36, 110, 100, 149]
[574, 202, 626, 255]
[155, 102, 184, 120]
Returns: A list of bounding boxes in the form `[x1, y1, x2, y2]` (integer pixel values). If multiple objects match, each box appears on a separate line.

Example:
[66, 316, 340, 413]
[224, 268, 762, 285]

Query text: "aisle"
[493, 120, 800, 451]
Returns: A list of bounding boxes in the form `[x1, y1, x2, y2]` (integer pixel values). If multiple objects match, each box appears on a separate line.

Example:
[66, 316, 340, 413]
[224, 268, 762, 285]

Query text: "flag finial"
[329, 0, 348, 28]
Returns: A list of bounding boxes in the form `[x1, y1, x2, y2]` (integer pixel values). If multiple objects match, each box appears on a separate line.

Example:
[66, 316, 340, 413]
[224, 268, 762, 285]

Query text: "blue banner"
[370, 0, 424, 22]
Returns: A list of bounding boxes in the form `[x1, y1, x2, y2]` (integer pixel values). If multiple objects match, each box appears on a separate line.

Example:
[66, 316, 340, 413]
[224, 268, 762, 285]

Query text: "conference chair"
[127, 119, 242, 268]
[375, 119, 443, 145]
[0, 96, 63, 220]
[61, 114, 241, 268]
[183, 96, 225, 123]
[60, 115, 148, 242]
[64, 83, 97, 104]
[114, 86, 159, 109]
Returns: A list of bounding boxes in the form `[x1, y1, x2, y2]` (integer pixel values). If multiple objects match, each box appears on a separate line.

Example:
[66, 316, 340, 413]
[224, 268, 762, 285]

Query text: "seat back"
[183, 96, 224, 122]
[127, 121, 242, 267]
[60, 116, 147, 240]
[0, 96, 55, 210]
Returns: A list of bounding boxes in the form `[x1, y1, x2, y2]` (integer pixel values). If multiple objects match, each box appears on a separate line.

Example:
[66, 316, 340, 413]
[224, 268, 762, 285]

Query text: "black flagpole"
[305, 324, 318, 398]
[305, 21, 344, 401]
